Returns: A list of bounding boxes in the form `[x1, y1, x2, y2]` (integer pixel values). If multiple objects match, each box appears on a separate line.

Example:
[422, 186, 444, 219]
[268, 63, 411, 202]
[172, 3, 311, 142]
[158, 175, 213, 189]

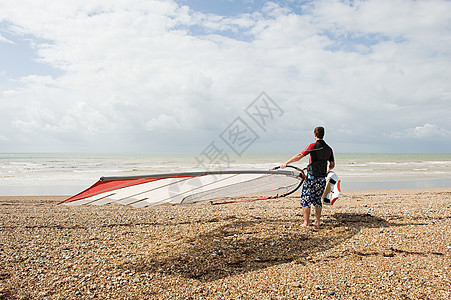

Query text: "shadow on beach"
[126, 212, 394, 282]
[2, 193, 449, 299]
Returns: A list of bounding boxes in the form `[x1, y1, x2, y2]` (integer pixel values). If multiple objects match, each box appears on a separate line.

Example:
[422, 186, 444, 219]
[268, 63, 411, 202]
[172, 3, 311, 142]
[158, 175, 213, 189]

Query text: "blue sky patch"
[321, 31, 391, 53]
[0, 27, 61, 78]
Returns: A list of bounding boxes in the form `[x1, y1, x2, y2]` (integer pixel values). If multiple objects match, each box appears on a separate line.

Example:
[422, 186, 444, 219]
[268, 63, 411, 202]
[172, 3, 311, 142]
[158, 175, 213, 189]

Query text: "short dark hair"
[314, 126, 325, 139]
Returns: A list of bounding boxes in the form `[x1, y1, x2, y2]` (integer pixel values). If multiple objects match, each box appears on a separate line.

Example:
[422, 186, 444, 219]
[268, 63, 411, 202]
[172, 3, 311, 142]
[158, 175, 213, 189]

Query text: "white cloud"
[0, 0, 450, 152]
[0, 135, 10, 142]
[145, 113, 183, 131]
[0, 33, 14, 44]
[390, 124, 451, 139]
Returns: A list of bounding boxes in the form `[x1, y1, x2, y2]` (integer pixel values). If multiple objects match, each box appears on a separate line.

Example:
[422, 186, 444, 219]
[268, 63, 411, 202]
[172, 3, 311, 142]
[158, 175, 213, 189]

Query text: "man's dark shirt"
[301, 140, 334, 177]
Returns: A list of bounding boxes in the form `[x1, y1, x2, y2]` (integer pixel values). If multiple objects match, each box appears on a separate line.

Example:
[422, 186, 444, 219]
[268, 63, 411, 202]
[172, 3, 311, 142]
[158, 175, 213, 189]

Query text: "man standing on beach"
[280, 126, 335, 228]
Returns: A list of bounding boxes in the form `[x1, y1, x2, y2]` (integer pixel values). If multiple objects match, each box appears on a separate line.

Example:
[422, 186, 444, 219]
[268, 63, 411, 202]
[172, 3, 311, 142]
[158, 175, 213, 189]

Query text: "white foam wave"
[1, 153, 451, 194]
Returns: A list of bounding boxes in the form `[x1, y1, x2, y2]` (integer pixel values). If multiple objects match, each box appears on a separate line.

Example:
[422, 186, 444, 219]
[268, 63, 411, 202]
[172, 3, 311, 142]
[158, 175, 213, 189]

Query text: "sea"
[1, 152, 450, 196]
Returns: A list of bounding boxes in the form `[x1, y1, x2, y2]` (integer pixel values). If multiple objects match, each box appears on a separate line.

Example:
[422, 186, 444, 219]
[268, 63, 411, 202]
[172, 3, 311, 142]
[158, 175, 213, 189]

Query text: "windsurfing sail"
[58, 166, 304, 208]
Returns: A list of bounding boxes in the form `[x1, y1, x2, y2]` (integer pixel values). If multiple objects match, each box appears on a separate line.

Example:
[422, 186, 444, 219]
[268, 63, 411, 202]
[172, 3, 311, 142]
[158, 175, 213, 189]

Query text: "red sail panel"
[58, 175, 195, 204]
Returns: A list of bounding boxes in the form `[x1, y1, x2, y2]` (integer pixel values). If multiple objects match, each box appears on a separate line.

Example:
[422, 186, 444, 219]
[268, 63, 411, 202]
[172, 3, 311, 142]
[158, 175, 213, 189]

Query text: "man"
[281, 126, 335, 228]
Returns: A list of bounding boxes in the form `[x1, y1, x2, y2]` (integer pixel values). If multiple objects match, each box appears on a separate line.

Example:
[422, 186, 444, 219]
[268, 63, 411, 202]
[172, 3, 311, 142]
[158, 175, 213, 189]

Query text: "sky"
[0, 0, 450, 154]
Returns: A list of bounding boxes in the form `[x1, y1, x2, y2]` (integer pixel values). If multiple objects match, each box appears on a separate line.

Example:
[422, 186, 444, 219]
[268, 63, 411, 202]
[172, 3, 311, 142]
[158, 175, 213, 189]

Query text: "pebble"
[1, 190, 450, 299]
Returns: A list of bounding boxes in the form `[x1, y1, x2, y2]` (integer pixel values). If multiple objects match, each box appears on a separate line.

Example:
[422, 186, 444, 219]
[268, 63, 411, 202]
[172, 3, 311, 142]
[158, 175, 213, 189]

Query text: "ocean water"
[1, 153, 450, 196]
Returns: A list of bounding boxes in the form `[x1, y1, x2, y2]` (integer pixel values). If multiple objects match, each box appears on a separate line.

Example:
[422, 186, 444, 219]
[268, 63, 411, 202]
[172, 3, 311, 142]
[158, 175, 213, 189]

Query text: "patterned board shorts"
[300, 173, 326, 208]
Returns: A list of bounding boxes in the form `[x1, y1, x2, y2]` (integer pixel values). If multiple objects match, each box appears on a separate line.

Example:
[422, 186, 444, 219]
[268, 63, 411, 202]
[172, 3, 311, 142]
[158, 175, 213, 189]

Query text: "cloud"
[0, 33, 14, 44]
[0, 0, 450, 152]
[145, 113, 183, 131]
[390, 124, 451, 139]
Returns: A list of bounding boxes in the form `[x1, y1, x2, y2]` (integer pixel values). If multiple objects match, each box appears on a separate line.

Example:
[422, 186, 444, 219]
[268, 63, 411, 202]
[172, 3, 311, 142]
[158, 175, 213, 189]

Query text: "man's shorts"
[300, 173, 326, 208]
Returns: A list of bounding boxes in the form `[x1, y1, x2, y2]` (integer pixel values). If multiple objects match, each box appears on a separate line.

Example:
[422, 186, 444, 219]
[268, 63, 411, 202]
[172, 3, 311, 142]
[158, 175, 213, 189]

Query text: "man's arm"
[327, 161, 335, 173]
[281, 153, 305, 169]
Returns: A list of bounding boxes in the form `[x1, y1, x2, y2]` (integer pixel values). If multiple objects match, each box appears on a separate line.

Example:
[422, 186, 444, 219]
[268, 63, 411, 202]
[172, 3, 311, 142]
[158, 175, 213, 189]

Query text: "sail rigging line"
[210, 165, 305, 205]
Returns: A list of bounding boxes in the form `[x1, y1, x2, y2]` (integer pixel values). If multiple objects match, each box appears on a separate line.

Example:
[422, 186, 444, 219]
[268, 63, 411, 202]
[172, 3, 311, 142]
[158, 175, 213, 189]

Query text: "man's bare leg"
[302, 207, 310, 227]
[314, 206, 322, 228]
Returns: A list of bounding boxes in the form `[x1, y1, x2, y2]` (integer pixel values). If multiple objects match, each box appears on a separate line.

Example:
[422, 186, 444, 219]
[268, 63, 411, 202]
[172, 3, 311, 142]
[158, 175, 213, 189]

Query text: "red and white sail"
[59, 168, 304, 208]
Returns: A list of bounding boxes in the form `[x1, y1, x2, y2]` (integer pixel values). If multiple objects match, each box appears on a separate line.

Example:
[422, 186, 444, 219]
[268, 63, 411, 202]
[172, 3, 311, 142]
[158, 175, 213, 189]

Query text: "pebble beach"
[1, 189, 450, 299]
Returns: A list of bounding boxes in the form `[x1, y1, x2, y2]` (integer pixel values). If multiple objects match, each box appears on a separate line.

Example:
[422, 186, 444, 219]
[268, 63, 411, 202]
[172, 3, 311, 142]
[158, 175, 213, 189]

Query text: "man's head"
[314, 126, 325, 139]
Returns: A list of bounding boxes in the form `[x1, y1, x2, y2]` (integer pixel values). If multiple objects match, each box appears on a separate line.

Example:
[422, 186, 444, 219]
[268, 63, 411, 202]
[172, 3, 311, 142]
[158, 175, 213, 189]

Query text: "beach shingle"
[0, 190, 450, 299]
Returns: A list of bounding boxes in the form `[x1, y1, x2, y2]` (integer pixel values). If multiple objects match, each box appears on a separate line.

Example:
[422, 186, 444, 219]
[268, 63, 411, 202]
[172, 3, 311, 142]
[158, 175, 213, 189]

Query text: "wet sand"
[1, 189, 450, 299]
